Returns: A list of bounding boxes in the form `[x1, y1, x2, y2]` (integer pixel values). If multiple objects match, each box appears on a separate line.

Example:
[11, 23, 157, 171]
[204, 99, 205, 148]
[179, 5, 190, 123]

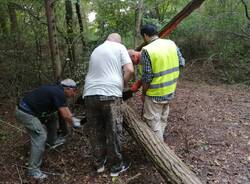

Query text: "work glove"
[130, 80, 142, 92]
[72, 116, 81, 128]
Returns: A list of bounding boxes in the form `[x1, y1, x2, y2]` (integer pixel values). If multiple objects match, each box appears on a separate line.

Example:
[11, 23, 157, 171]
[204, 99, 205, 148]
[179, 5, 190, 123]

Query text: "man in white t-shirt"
[83, 33, 134, 177]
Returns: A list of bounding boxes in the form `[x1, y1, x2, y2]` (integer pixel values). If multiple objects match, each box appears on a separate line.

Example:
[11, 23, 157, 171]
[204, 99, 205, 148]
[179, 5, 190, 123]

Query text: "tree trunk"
[134, 0, 143, 48]
[8, 3, 21, 49]
[158, 0, 206, 38]
[8, 2, 22, 98]
[75, 0, 86, 49]
[35, 35, 43, 85]
[65, 0, 75, 70]
[0, 5, 8, 37]
[44, 0, 62, 81]
[122, 103, 202, 184]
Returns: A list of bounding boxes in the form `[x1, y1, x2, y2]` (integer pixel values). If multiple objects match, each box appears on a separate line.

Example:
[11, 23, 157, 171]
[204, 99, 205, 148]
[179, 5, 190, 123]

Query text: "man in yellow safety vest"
[140, 24, 185, 141]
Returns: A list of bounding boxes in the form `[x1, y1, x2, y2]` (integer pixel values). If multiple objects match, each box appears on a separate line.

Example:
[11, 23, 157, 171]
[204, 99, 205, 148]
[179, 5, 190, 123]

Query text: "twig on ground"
[16, 163, 23, 184]
[0, 119, 26, 134]
[0, 119, 67, 155]
[42, 170, 61, 176]
[126, 173, 141, 183]
[46, 143, 66, 156]
[22, 166, 61, 176]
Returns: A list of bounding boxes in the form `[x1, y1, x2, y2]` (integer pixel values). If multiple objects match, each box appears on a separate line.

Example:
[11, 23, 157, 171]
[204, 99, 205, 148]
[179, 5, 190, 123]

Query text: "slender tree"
[8, 2, 20, 49]
[75, 0, 86, 49]
[44, 0, 62, 81]
[65, 0, 75, 69]
[0, 3, 8, 37]
[134, 0, 143, 47]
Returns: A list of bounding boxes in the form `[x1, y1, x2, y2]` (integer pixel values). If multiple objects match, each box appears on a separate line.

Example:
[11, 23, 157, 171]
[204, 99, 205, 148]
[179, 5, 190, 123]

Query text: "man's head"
[140, 24, 158, 43]
[61, 79, 77, 98]
[128, 49, 141, 65]
[107, 33, 122, 43]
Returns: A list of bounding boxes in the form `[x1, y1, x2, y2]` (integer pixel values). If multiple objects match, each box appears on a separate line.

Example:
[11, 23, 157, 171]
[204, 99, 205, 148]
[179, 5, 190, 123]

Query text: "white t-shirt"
[83, 41, 132, 97]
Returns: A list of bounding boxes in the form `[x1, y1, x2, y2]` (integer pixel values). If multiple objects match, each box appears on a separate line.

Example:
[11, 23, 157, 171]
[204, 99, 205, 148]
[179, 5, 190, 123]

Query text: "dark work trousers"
[58, 112, 69, 136]
[40, 113, 58, 145]
[85, 96, 123, 168]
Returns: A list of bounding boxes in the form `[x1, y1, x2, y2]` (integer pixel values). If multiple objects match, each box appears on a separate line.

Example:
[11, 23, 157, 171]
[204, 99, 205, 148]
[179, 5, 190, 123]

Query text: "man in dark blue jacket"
[16, 79, 77, 180]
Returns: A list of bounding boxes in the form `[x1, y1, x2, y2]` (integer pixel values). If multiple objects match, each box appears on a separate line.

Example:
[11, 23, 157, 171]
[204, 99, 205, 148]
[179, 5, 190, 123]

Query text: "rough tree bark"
[158, 0, 206, 38]
[134, 0, 143, 48]
[0, 4, 8, 37]
[122, 103, 202, 184]
[75, 0, 86, 49]
[8, 3, 21, 49]
[65, 0, 76, 69]
[44, 0, 62, 81]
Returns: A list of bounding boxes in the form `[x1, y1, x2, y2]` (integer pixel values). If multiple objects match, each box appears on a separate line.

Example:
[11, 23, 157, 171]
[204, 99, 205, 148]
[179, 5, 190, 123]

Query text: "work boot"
[28, 169, 48, 180]
[47, 137, 66, 149]
[72, 117, 81, 128]
[96, 158, 107, 173]
[110, 162, 131, 177]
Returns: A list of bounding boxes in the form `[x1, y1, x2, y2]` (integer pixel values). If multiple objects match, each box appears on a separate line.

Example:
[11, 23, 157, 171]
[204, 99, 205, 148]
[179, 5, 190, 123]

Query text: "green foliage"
[171, 0, 250, 84]
[143, 0, 189, 25]
[90, 0, 135, 43]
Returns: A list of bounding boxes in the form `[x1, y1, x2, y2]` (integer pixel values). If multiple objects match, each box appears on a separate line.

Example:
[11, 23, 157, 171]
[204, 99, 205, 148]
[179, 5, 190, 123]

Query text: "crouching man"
[15, 79, 77, 180]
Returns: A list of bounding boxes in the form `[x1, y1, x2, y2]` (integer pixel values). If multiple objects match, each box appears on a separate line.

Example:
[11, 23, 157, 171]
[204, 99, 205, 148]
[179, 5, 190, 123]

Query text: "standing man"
[140, 24, 185, 141]
[83, 33, 134, 177]
[15, 79, 77, 180]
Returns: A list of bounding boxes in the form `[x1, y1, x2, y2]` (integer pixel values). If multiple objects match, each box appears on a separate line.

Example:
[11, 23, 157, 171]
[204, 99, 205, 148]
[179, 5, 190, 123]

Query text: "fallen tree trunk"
[122, 103, 202, 184]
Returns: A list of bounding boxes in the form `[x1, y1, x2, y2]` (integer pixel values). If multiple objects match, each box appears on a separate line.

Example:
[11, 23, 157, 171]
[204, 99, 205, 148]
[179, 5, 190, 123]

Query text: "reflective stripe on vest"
[142, 39, 179, 97]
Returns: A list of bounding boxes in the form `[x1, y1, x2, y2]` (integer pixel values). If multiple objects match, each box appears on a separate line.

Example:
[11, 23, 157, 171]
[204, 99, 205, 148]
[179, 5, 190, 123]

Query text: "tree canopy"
[0, 0, 250, 98]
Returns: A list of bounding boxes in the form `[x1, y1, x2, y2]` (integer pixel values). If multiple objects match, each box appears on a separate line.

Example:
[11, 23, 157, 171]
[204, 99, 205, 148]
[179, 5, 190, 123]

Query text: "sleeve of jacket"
[141, 49, 154, 84]
[177, 47, 185, 67]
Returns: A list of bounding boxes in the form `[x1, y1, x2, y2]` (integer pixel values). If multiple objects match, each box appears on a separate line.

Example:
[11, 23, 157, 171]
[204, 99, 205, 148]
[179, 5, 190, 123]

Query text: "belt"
[85, 95, 121, 101]
[18, 100, 34, 116]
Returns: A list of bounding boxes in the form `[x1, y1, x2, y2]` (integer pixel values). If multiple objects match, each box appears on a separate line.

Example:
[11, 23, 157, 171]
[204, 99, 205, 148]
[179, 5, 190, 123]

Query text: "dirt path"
[0, 80, 249, 184]
[167, 80, 250, 184]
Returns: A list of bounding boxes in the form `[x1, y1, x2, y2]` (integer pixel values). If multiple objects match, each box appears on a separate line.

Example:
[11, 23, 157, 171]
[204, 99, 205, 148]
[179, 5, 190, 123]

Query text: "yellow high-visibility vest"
[142, 39, 179, 97]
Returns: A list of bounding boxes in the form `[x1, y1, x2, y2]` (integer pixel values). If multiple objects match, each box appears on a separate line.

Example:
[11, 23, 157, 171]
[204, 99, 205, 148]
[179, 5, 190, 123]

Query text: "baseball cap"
[60, 79, 77, 88]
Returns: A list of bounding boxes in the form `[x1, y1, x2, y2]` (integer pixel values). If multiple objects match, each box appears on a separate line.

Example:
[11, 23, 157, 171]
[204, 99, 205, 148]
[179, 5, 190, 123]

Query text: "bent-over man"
[16, 79, 77, 180]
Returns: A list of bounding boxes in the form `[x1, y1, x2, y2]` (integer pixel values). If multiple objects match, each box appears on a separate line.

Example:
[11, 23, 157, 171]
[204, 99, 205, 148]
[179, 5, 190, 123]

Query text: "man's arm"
[142, 83, 150, 96]
[177, 47, 185, 67]
[141, 50, 153, 98]
[58, 106, 73, 127]
[123, 63, 134, 88]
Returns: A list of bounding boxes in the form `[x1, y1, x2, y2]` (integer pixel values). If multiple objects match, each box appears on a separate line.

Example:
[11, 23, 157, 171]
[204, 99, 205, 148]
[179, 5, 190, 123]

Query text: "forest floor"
[0, 66, 250, 184]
